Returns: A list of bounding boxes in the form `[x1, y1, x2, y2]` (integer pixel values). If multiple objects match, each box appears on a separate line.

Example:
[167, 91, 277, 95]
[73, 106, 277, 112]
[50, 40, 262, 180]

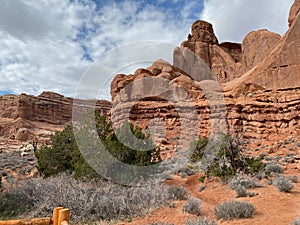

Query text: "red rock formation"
[180, 20, 247, 83]
[289, 0, 300, 27]
[0, 92, 111, 141]
[242, 29, 281, 70]
[110, 0, 300, 151]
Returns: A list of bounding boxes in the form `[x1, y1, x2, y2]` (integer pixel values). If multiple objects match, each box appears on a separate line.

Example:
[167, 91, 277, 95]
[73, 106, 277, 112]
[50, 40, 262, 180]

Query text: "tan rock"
[242, 29, 281, 69]
[133, 68, 153, 77]
[178, 20, 246, 83]
[289, 0, 300, 27]
[0, 92, 111, 141]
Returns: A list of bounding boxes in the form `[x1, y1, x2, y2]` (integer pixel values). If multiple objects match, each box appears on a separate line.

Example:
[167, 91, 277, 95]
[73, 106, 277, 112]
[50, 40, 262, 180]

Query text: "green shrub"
[214, 199, 255, 219]
[182, 198, 201, 215]
[36, 114, 161, 180]
[0, 188, 32, 219]
[190, 137, 209, 162]
[195, 133, 265, 181]
[36, 125, 76, 178]
[167, 186, 188, 200]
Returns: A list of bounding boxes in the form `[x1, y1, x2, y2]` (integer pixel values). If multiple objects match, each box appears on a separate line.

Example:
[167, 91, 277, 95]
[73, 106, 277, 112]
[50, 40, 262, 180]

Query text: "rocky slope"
[110, 0, 300, 151]
[0, 91, 111, 142]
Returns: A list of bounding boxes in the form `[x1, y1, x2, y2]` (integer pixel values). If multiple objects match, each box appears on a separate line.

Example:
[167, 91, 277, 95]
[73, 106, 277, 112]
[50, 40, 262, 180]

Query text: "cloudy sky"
[0, 0, 294, 100]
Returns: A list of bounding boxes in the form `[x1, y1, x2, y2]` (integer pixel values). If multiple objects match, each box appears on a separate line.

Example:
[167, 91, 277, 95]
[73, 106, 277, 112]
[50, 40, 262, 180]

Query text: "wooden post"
[58, 208, 70, 225]
[53, 207, 64, 225]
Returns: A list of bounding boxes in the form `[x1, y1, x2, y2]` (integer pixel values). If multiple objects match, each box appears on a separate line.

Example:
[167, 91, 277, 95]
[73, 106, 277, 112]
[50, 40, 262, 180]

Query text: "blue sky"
[0, 0, 294, 100]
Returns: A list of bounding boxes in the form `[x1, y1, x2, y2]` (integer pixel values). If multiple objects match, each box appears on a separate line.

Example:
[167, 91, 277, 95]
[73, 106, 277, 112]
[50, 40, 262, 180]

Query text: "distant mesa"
[0, 91, 111, 142]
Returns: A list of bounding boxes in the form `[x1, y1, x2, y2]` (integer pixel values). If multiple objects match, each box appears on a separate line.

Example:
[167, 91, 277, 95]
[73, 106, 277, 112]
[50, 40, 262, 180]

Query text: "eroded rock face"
[289, 0, 300, 27]
[180, 20, 246, 83]
[242, 29, 281, 69]
[225, 5, 300, 93]
[0, 92, 111, 141]
[110, 1, 300, 151]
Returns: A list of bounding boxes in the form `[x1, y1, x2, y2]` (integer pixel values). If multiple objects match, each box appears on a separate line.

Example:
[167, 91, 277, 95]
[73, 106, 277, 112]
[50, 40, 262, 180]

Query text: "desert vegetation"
[214, 199, 255, 219]
[272, 175, 294, 192]
[190, 133, 265, 181]
[167, 186, 189, 201]
[182, 197, 201, 215]
[0, 175, 168, 222]
[36, 114, 161, 180]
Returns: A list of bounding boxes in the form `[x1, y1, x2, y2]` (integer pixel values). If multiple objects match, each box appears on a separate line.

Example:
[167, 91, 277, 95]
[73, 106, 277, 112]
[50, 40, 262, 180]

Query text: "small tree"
[191, 133, 265, 181]
[36, 114, 161, 180]
[36, 125, 76, 178]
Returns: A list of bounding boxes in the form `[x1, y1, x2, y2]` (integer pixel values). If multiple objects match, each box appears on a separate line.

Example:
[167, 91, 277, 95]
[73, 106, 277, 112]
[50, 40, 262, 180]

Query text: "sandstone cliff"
[110, 0, 300, 152]
[0, 92, 111, 141]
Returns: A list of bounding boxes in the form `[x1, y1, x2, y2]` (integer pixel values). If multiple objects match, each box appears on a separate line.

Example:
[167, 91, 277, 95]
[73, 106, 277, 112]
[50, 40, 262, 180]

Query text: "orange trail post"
[53, 207, 64, 225]
[58, 208, 70, 225]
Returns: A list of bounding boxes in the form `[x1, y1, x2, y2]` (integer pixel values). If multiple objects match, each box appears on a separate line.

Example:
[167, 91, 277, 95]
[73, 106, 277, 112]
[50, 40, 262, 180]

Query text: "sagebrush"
[186, 218, 217, 225]
[0, 175, 168, 222]
[167, 186, 188, 200]
[214, 199, 255, 219]
[272, 176, 294, 192]
[182, 198, 201, 215]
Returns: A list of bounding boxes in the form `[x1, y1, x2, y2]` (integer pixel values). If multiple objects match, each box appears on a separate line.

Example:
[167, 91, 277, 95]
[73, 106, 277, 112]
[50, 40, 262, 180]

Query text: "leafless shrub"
[228, 174, 262, 190]
[182, 198, 201, 215]
[265, 163, 284, 174]
[272, 176, 294, 192]
[228, 174, 262, 198]
[1, 175, 168, 223]
[167, 186, 188, 200]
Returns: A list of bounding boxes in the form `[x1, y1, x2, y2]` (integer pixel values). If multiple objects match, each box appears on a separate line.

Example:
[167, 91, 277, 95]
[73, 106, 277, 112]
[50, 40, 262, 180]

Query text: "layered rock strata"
[110, 1, 300, 151]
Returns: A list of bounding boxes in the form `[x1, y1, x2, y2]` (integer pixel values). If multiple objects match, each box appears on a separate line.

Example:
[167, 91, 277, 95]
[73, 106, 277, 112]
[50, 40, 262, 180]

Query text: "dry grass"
[0, 174, 168, 223]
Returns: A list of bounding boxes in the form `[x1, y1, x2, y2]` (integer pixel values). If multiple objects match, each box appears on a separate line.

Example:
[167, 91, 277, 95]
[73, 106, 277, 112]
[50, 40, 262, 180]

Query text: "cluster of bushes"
[167, 185, 255, 221]
[191, 133, 265, 181]
[0, 175, 168, 222]
[228, 174, 262, 197]
[36, 114, 161, 180]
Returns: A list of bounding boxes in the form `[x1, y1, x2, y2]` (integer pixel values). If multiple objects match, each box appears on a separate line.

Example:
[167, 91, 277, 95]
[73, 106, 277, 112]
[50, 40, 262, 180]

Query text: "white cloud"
[0, 0, 198, 100]
[0, 0, 294, 100]
[201, 0, 294, 42]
